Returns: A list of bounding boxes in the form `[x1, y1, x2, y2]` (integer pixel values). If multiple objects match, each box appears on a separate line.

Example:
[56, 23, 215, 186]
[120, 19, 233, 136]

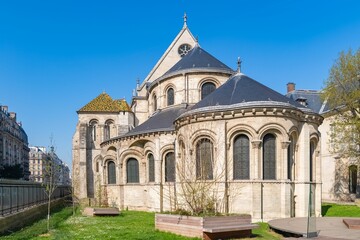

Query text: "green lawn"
[4, 203, 358, 239]
[322, 202, 360, 217]
[1, 207, 282, 240]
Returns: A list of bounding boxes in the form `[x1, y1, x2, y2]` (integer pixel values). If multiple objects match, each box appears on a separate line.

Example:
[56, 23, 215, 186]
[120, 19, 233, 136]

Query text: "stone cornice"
[175, 105, 323, 128]
[100, 130, 176, 147]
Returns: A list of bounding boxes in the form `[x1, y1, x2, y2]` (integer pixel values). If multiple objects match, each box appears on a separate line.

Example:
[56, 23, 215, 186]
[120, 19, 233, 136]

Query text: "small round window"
[178, 44, 192, 57]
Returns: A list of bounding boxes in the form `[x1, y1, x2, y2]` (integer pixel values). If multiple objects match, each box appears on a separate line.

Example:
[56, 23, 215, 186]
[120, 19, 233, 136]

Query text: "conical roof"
[186, 73, 309, 115]
[78, 93, 131, 113]
[164, 45, 234, 76]
[123, 105, 188, 137]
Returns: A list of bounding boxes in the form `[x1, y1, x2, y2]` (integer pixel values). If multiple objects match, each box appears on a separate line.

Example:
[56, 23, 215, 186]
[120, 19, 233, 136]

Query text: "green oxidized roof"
[78, 93, 132, 113]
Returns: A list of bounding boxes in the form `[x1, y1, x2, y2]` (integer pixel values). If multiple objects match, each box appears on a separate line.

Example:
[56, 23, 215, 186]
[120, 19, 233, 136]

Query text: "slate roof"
[123, 104, 189, 137]
[78, 93, 131, 113]
[183, 73, 312, 116]
[164, 45, 234, 76]
[286, 90, 330, 114]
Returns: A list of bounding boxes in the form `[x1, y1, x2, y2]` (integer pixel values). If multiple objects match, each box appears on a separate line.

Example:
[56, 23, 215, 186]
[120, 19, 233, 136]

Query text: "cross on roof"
[183, 12, 187, 27]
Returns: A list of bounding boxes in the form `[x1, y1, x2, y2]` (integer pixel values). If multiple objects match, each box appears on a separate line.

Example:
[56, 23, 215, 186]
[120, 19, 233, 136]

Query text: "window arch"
[201, 82, 216, 100]
[104, 120, 113, 141]
[89, 120, 98, 141]
[165, 152, 175, 182]
[349, 165, 358, 194]
[167, 88, 174, 106]
[263, 134, 276, 180]
[233, 134, 250, 179]
[148, 154, 155, 182]
[196, 138, 213, 180]
[153, 94, 157, 112]
[127, 158, 139, 183]
[107, 161, 116, 184]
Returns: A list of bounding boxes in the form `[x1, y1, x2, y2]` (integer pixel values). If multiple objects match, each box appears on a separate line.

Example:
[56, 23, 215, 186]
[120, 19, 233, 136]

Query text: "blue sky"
[1, 1, 359, 169]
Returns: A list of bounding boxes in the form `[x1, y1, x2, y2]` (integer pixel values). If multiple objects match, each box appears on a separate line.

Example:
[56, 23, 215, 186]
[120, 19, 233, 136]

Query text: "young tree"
[321, 48, 360, 162]
[42, 146, 61, 232]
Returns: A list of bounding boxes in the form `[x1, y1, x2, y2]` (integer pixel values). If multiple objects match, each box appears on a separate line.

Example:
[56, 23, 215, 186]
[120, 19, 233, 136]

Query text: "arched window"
[104, 120, 113, 141]
[89, 120, 98, 141]
[287, 136, 295, 180]
[201, 82, 216, 100]
[148, 154, 155, 182]
[263, 134, 276, 180]
[107, 161, 116, 184]
[196, 138, 213, 180]
[167, 88, 174, 106]
[310, 141, 315, 182]
[153, 94, 157, 112]
[165, 152, 175, 182]
[127, 158, 139, 183]
[349, 165, 358, 194]
[233, 134, 250, 179]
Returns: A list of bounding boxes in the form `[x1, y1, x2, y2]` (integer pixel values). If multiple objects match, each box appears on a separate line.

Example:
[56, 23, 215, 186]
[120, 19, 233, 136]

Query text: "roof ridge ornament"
[183, 12, 187, 28]
[237, 57, 242, 73]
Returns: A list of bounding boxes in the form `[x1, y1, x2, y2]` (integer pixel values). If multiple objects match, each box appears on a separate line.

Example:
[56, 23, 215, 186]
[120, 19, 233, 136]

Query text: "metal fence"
[0, 179, 70, 216]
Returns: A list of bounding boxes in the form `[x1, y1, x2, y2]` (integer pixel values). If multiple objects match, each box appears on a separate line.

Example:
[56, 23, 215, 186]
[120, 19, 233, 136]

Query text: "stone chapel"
[72, 18, 323, 221]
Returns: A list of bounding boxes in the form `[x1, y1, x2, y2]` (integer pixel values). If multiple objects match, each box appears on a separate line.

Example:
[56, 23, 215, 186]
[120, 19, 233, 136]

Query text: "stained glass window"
[201, 82, 216, 100]
[263, 134, 276, 180]
[167, 88, 174, 106]
[196, 138, 213, 180]
[108, 161, 116, 184]
[165, 152, 175, 182]
[127, 158, 139, 183]
[233, 135, 250, 179]
[148, 154, 155, 182]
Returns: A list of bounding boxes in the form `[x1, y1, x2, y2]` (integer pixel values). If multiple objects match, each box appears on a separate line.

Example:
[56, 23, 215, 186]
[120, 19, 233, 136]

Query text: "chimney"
[9, 112, 17, 122]
[287, 82, 295, 93]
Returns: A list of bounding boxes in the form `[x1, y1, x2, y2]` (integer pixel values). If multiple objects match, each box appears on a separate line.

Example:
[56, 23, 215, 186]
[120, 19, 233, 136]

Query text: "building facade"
[287, 86, 359, 202]
[73, 21, 323, 221]
[29, 146, 70, 185]
[0, 105, 30, 180]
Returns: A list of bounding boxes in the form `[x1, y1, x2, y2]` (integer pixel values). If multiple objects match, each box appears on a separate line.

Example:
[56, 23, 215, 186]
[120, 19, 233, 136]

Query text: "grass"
[4, 203, 360, 239]
[1, 207, 282, 240]
[1, 206, 73, 240]
[322, 202, 360, 217]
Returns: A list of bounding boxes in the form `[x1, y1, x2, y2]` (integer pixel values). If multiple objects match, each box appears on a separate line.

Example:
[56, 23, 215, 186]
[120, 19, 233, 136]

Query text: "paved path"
[268, 217, 360, 239]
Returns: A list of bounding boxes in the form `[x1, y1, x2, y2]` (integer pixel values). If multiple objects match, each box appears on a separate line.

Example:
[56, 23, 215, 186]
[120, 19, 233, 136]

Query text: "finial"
[237, 57, 242, 73]
[136, 78, 140, 90]
[183, 12, 187, 27]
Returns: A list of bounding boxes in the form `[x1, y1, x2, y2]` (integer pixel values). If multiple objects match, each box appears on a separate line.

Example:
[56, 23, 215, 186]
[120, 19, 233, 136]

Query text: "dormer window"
[296, 97, 308, 107]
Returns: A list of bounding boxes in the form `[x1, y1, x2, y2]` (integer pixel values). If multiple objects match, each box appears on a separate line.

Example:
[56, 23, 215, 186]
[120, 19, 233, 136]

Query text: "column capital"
[251, 140, 262, 149]
[281, 141, 291, 149]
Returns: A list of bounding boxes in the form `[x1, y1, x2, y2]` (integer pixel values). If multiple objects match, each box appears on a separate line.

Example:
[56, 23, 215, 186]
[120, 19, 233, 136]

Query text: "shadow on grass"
[321, 204, 332, 216]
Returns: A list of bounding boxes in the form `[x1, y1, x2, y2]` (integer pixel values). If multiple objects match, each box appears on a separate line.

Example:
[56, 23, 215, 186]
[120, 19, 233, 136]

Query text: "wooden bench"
[202, 216, 258, 240]
[343, 219, 360, 230]
[83, 207, 120, 217]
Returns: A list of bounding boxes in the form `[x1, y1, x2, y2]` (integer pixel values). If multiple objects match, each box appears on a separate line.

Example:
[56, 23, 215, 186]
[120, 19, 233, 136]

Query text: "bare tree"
[42, 145, 61, 232]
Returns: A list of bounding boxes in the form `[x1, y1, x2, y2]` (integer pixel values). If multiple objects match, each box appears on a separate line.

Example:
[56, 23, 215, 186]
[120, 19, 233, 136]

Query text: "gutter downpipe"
[224, 121, 229, 214]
